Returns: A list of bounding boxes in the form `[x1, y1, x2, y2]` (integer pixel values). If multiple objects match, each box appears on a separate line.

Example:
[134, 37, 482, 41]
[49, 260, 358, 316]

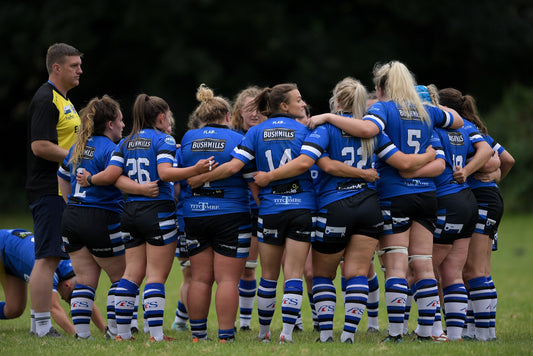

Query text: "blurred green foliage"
[1, 0, 531, 213]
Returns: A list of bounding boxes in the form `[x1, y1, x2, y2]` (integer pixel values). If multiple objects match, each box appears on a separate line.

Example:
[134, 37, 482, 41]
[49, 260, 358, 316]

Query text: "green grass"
[1, 213, 532, 355]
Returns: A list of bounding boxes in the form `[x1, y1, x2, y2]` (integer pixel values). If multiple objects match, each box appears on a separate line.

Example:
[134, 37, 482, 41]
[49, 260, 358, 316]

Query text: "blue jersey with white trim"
[365, 101, 455, 198]
[300, 118, 398, 209]
[433, 122, 484, 197]
[180, 124, 250, 217]
[232, 128, 259, 211]
[110, 128, 176, 202]
[0, 229, 73, 290]
[232, 114, 316, 214]
[466, 123, 505, 190]
[172, 153, 187, 229]
[58, 135, 123, 213]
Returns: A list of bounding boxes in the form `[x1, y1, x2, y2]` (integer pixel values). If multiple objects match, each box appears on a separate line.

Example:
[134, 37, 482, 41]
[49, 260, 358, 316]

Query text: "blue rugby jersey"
[364, 101, 456, 199]
[232, 114, 316, 215]
[110, 128, 176, 202]
[299, 117, 398, 209]
[232, 128, 259, 211]
[433, 122, 485, 197]
[57, 135, 123, 213]
[179, 124, 250, 217]
[0, 229, 74, 290]
[466, 122, 506, 190]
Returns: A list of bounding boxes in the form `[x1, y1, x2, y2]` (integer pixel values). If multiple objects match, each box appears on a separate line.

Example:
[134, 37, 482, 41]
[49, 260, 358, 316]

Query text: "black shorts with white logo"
[433, 188, 477, 245]
[257, 209, 314, 246]
[185, 212, 251, 258]
[471, 186, 504, 239]
[380, 191, 437, 235]
[314, 190, 383, 254]
[62, 205, 125, 257]
[121, 200, 178, 247]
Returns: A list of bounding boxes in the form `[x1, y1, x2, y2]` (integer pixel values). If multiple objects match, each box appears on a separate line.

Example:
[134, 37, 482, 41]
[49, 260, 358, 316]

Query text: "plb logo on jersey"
[266, 302, 276, 309]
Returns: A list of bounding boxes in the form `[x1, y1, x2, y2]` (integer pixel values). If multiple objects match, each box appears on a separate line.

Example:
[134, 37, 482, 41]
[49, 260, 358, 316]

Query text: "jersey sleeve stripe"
[375, 141, 397, 160]
[363, 114, 385, 131]
[233, 145, 255, 161]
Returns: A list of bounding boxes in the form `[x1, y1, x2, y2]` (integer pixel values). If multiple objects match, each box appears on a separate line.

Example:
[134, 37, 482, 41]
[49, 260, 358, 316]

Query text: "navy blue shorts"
[121, 200, 178, 247]
[185, 212, 251, 258]
[471, 187, 503, 239]
[380, 191, 437, 235]
[250, 208, 259, 237]
[433, 188, 477, 245]
[257, 209, 314, 246]
[61, 205, 125, 257]
[29, 195, 68, 259]
[314, 190, 383, 254]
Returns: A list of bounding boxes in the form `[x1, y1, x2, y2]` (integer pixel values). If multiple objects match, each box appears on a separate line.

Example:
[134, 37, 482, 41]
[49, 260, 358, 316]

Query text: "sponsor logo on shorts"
[190, 202, 220, 211]
[273, 196, 302, 205]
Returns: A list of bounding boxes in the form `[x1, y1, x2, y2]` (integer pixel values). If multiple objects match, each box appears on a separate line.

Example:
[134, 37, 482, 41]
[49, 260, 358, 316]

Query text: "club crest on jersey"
[447, 131, 465, 146]
[191, 138, 226, 152]
[263, 128, 295, 141]
[63, 104, 76, 115]
[165, 135, 176, 146]
[127, 137, 151, 150]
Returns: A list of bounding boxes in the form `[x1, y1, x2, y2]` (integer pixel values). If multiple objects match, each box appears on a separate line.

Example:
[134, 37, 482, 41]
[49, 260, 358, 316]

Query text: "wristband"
[87, 175, 93, 186]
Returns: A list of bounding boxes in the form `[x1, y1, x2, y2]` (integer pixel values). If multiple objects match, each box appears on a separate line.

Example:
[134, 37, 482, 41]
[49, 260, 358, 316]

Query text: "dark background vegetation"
[2, 0, 532, 213]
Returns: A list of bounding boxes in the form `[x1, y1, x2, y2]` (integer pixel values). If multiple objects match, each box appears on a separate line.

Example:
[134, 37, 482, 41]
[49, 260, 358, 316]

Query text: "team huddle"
[1, 43, 513, 344]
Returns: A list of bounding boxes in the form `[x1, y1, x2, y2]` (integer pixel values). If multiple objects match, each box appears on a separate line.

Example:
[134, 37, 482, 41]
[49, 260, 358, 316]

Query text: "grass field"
[1, 212, 532, 355]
